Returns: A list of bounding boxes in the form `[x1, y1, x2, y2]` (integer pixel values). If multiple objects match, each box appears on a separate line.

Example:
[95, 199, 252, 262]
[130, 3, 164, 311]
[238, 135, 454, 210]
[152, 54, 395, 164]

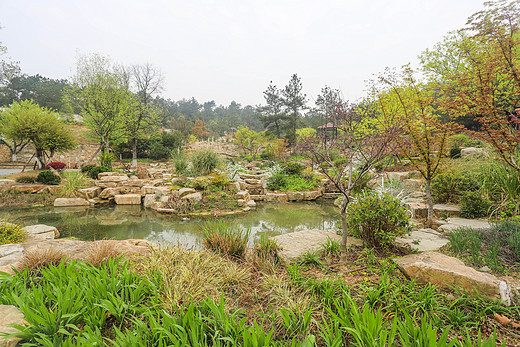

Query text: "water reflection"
[0, 202, 340, 247]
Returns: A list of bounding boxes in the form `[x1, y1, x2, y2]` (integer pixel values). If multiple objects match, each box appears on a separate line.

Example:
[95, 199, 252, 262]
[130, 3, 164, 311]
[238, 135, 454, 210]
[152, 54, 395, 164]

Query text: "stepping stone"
[395, 228, 449, 252]
[0, 305, 25, 346]
[394, 252, 511, 305]
[272, 229, 362, 263]
[438, 218, 492, 232]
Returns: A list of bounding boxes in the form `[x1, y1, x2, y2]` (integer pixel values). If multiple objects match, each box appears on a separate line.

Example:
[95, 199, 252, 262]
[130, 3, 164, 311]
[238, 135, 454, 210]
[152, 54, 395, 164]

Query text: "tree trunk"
[425, 178, 434, 220]
[11, 152, 17, 162]
[131, 138, 138, 168]
[340, 195, 349, 262]
[35, 150, 45, 169]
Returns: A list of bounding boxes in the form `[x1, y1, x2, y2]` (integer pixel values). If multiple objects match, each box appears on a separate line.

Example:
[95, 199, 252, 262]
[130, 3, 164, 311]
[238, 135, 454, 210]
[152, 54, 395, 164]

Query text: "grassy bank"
[1, 229, 518, 346]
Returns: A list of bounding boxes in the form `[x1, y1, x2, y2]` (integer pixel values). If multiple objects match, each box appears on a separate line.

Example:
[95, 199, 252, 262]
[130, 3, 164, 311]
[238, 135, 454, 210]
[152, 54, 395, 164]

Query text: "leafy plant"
[282, 162, 305, 176]
[346, 192, 410, 249]
[88, 166, 111, 179]
[36, 170, 61, 185]
[80, 164, 97, 174]
[0, 219, 27, 245]
[431, 172, 479, 203]
[299, 250, 323, 268]
[320, 237, 341, 257]
[59, 171, 88, 197]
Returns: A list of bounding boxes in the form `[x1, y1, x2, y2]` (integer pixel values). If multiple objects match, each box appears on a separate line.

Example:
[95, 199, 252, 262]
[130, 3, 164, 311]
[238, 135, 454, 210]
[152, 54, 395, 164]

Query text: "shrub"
[45, 161, 67, 171]
[191, 176, 212, 190]
[346, 192, 410, 249]
[88, 166, 111, 179]
[210, 173, 231, 189]
[449, 146, 461, 159]
[80, 164, 96, 174]
[0, 220, 27, 245]
[431, 172, 479, 203]
[266, 172, 289, 191]
[149, 143, 171, 160]
[460, 191, 492, 218]
[191, 149, 219, 175]
[201, 219, 251, 259]
[15, 175, 36, 184]
[36, 170, 61, 185]
[99, 150, 113, 169]
[284, 175, 319, 191]
[282, 162, 305, 176]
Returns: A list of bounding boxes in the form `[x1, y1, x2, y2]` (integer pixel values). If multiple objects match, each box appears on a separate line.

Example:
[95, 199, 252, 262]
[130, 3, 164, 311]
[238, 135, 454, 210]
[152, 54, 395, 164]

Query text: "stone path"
[438, 217, 492, 232]
[272, 229, 362, 263]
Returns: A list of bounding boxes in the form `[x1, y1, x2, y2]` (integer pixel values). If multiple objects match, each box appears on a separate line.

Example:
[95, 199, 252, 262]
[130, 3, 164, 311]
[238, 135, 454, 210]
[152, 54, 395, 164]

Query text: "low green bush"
[346, 192, 410, 249]
[80, 164, 96, 174]
[282, 162, 306, 176]
[460, 191, 491, 218]
[0, 220, 27, 245]
[36, 170, 61, 185]
[149, 142, 170, 160]
[88, 166, 111, 179]
[431, 172, 479, 203]
[266, 172, 289, 191]
[267, 172, 318, 192]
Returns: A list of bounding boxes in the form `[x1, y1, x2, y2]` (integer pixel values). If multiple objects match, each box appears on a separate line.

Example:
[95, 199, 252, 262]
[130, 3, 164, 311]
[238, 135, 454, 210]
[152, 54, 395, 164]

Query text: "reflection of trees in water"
[0, 202, 340, 246]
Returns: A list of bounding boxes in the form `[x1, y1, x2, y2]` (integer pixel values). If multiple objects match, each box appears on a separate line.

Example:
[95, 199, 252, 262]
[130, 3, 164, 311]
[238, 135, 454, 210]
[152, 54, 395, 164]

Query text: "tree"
[421, 0, 520, 172]
[258, 82, 286, 138]
[0, 100, 75, 168]
[123, 63, 164, 167]
[373, 67, 461, 219]
[281, 74, 307, 144]
[300, 89, 398, 261]
[234, 126, 265, 157]
[64, 53, 131, 152]
[191, 119, 208, 139]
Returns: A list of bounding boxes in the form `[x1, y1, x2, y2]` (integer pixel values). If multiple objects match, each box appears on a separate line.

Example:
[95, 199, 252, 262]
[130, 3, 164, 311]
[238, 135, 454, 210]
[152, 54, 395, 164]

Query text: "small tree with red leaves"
[300, 88, 399, 261]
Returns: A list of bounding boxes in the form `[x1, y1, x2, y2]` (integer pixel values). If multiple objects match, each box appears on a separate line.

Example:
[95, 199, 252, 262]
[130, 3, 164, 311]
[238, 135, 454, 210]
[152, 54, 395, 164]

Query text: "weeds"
[18, 248, 67, 273]
[59, 171, 88, 197]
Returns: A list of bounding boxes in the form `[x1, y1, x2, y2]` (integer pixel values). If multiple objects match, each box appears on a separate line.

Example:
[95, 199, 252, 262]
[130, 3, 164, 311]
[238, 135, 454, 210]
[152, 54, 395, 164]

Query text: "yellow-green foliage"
[0, 220, 27, 245]
[133, 246, 249, 312]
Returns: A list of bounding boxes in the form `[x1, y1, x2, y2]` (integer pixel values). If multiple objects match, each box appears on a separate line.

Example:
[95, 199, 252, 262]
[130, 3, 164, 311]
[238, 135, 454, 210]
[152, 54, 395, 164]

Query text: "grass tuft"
[201, 219, 251, 259]
[18, 248, 67, 273]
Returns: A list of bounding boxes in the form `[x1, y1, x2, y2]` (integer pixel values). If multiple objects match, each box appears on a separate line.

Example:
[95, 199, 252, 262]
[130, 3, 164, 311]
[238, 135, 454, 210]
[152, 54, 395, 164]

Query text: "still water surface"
[0, 202, 340, 247]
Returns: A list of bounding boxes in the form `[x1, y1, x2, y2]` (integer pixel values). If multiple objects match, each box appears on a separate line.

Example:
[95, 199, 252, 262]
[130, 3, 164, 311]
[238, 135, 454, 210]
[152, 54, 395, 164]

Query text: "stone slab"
[114, 194, 142, 205]
[394, 252, 510, 305]
[272, 229, 362, 263]
[433, 204, 460, 217]
[54, 198, 90, 207]
[24, 224, 60, 241]
[395, 228, 449, 252]
[438, 218, 492, 233]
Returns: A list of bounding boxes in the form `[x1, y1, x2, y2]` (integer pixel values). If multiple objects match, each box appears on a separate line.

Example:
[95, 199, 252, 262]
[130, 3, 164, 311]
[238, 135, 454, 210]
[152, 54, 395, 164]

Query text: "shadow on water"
[0, 202, 340, 247]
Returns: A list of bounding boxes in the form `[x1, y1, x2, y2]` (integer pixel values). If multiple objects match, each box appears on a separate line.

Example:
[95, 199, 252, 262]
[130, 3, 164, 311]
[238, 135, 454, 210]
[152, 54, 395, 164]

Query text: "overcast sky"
[0, 0, 484, 107]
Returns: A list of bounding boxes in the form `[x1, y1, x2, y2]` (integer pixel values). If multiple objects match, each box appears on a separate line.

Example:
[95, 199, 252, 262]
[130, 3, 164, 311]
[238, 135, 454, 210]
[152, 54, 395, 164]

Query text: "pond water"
[0, 202, 340, 247]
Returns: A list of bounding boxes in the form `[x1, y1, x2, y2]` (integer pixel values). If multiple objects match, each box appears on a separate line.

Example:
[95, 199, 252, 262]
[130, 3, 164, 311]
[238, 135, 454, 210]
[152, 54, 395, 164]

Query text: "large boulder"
[182, 192, 202, 203]
[99, 187, 120, 199]
[303, 190, 322, 200]
[9, 184, 47, 194]
[54, 198, 90, 207]
[273, 230, 362, 264]
[24, 224, 59, 241]
[178, 187, 196, 198]
[114, 194, 141, 205]
[394, 252, 511, 305]
[76, 187, 102, 200]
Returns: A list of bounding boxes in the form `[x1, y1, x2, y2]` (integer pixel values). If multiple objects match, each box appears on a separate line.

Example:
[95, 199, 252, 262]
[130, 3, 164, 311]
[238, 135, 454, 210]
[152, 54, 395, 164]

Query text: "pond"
[0, 202, 340, 247]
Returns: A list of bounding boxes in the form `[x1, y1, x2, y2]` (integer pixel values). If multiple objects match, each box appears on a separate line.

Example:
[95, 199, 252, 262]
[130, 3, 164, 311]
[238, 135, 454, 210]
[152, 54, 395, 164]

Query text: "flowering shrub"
[45, 162, 66, 171]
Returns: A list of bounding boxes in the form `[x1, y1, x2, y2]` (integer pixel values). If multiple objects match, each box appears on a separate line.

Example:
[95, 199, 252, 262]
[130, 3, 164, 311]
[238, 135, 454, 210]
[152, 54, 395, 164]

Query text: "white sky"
[0, 0, 484, 107]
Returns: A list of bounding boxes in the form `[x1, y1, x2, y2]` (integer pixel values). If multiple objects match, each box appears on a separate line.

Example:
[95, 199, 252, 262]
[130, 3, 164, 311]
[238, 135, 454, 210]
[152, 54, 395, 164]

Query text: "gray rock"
[438, 218, 492, 232]
[54, 198, 90, 207]
[246, 200, 257, 208]
[182, 192, 202, 203]
[394, 252, 511, 305]
[143, 194, 157, 208]
[178, 187, 196, 198]
[433, 204, 460, 217]
[395, 228, 449, 252]
[114, 194, 142, 205]
[273, 229, 362, 263]
[24, 224, 59, 241]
